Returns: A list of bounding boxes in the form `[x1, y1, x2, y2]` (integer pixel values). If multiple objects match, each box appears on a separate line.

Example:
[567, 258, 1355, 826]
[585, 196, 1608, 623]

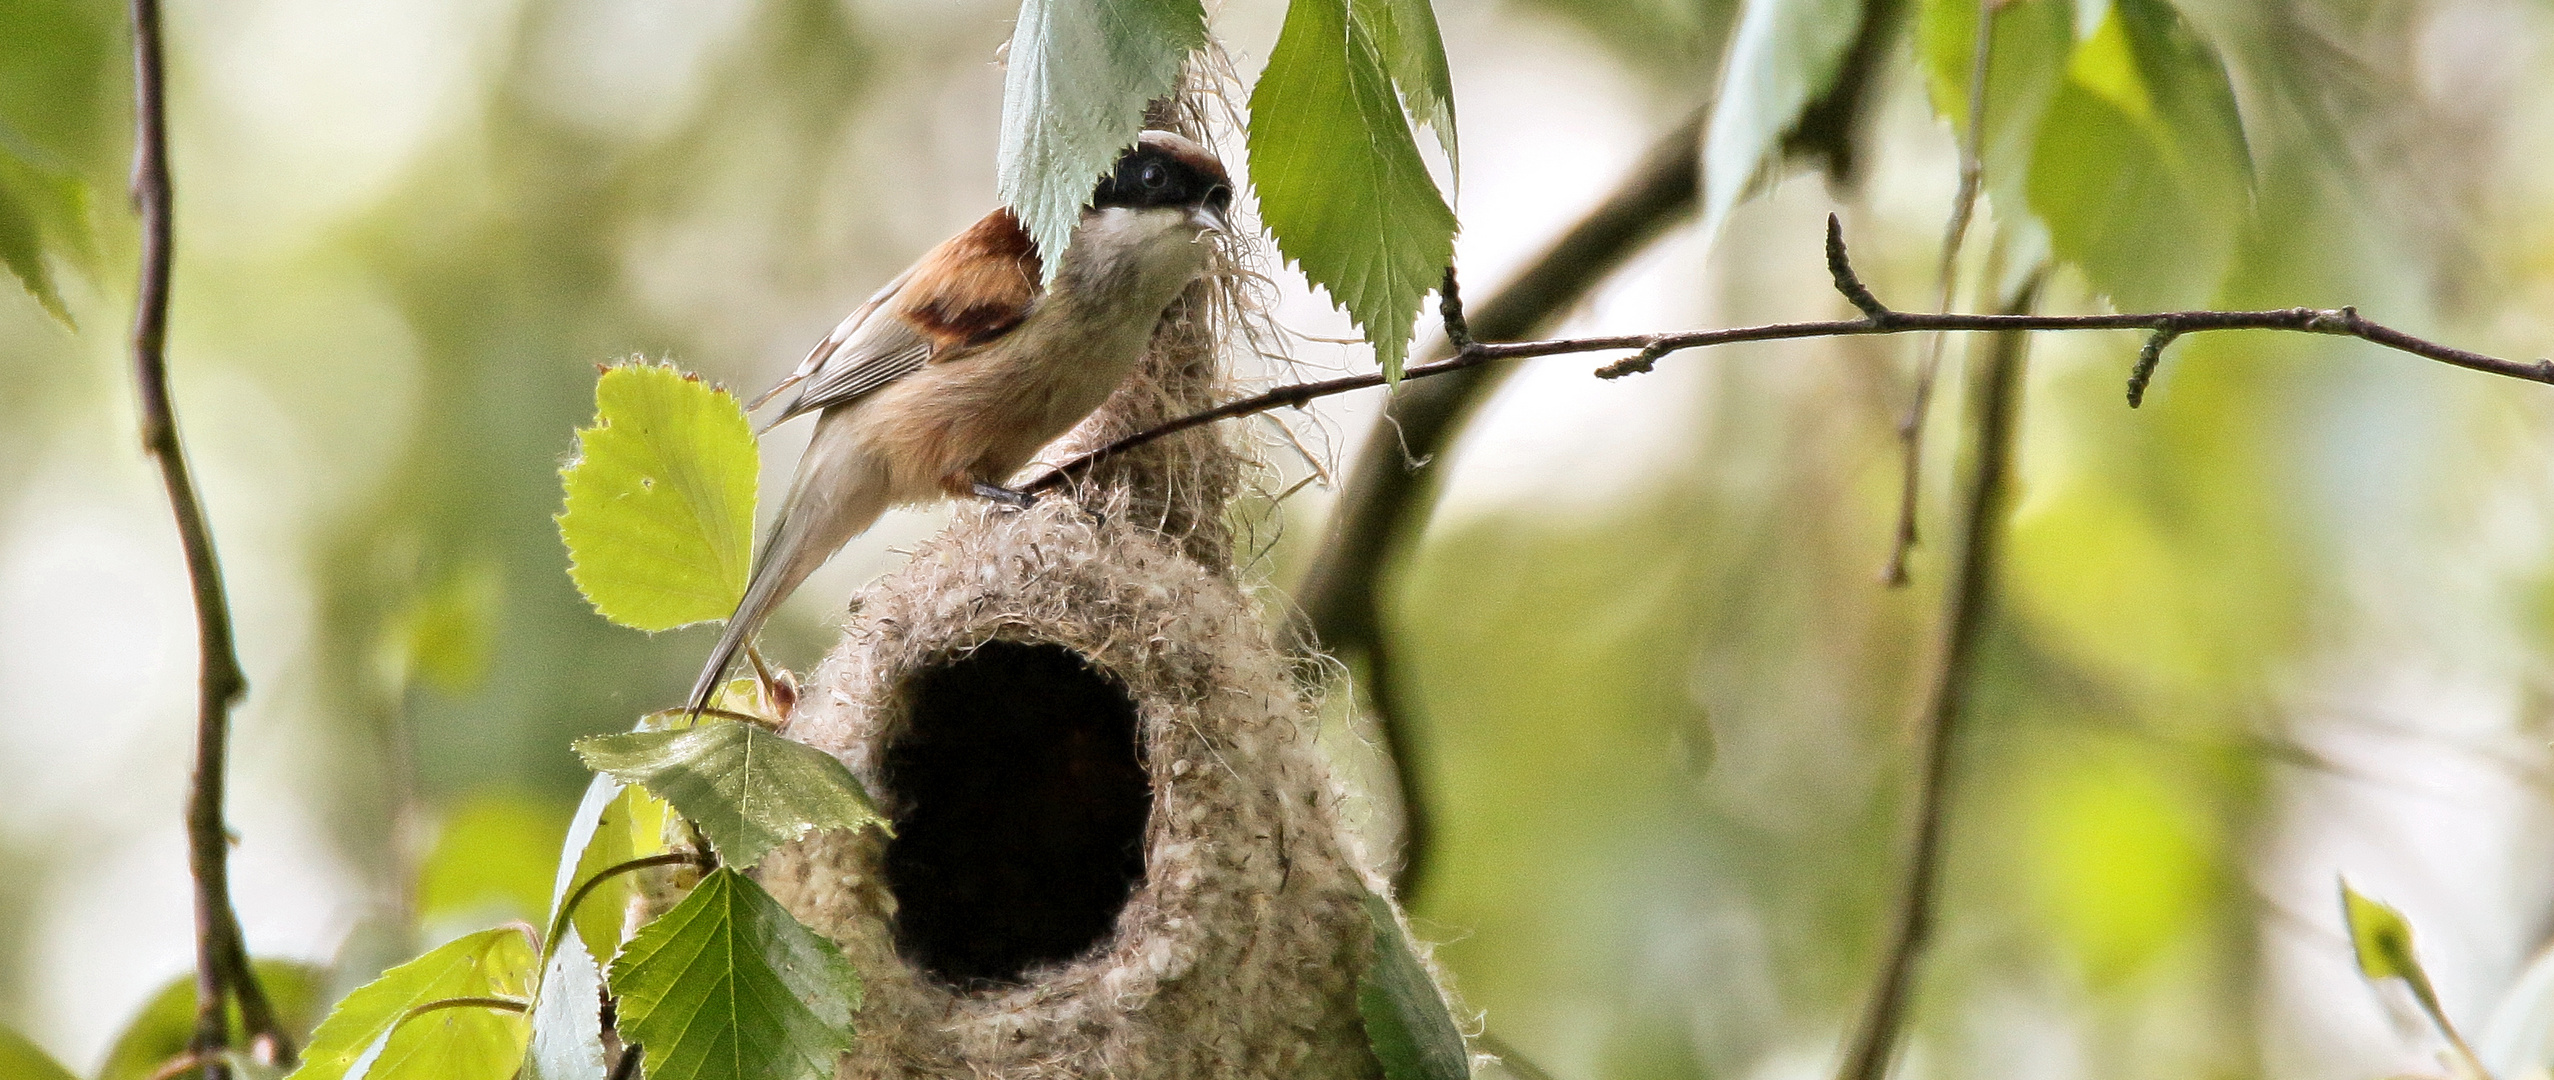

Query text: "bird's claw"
[972, 482, 1040, 511]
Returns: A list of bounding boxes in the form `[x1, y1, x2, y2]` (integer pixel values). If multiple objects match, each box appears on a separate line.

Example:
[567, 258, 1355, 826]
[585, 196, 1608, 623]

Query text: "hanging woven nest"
[747, 85, 1449, 1080]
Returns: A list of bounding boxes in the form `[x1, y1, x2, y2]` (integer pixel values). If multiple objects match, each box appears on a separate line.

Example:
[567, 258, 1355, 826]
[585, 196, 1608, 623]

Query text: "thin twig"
[128, 1, 287, 1072]
[542, 850, 708, 971]
[1884, 0, 1997, 586]
[1832, 271, 2041, 1080]
[402, 996, 532, 1019]
[1028, 216, 2553, 491]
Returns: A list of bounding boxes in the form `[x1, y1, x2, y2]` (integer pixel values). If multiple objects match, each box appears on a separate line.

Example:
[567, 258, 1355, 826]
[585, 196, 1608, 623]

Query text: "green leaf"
[1358, 893, 1469, 1080]
[0, 143, 87, 326]
[552, 774, 675, 958]
[1915, 0, 2071, 204]
[2024, 0, 2249, 311]
[558, 363, 759, 632]
[1351, 0, 1458, 171]
[574, 719, 883, 869]
[996, 0, 1209, 278]
[607, 868, 862, 1080]
[1248, 0, 1459, 381]
[2341, 880, 2426, 986]
[0, 1, 121, 174]
[1697, 0, 1868, 245]
[0, 1027, 79, 1080]
[389, 560, 502, 694]
[419, 793, 568, 926]
[286, 929, 537, 1080]
[98, 961, 330, 1080]
[524, 927, 608, 1080]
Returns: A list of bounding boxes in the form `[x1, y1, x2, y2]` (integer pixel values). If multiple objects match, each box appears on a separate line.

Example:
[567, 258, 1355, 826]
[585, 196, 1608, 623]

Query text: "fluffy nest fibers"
[756, 497, 1386, 1079]
[747, 83, 1425, 1076]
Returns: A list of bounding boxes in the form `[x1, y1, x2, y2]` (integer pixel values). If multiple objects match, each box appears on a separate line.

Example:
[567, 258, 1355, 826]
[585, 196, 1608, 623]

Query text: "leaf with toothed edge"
[606, 868, 863, 1080]
[1249, 0, 1459, 383]
[558, 363, 759, 633]
[522, 927, 607, 1080]
[997, 0, 1210, 282]
[574, 719, 884, 870]
[285, 929, 535, 1080]
[0, 143, 88, 326]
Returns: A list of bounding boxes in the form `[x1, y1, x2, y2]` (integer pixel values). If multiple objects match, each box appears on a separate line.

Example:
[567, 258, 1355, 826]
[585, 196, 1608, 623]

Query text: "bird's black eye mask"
[1091, 146, 1230, 212]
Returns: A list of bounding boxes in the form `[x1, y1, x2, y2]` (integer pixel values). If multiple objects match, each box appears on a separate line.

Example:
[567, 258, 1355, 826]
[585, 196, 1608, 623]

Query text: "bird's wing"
[755, 208, 1043, 428]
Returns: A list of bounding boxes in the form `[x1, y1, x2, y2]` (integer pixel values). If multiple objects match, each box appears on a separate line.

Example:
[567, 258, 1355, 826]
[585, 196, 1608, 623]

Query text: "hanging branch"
[1264, 108, 1709, 903]
[1883, 0, 1997, 587]
[1029, 214, 2552, 493]
[126, 0, 290, 1073]
[1831, 270, 2039, 1080]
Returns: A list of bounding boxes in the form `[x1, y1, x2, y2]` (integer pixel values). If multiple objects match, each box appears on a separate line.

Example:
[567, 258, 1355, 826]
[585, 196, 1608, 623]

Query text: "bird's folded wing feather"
[755, 208, 1044, 427]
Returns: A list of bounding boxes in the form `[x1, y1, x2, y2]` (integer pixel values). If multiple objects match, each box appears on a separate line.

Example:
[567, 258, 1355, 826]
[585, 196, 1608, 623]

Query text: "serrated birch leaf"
[575, 719, 882, 869]
[523, 927, 607, 1080]
[1698, 0, 1867, 246]
[607, 868, 862, 1080]
[558, 363, 757, 632]
[1248, 0, 1458, 381]
[1359, 893, 1468, 1080]
[0, 145, 87, 326]
[1351, 0, 1458, 171]
[286, 929, 536, 1080]
[997, 0, 1209, 279]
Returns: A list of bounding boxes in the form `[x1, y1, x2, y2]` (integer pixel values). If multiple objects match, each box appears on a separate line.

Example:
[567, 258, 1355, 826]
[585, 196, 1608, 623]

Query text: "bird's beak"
[1188, 198, 1233, 236]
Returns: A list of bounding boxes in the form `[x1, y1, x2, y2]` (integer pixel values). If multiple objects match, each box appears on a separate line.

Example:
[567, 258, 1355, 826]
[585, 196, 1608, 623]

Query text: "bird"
[686, 130, 1234, 715]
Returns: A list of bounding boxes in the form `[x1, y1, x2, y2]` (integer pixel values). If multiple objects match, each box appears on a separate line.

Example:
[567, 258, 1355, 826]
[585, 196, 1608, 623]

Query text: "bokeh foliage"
[6, 1, 2554, 1079]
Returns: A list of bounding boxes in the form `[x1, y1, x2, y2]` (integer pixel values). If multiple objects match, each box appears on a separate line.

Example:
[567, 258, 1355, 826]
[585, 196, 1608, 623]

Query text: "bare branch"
[1032, 220, 2552, 492]
[1884, 2, 1997, 587]
[1833, 271, 2040, 1080]
[127, 1, 288, 1073]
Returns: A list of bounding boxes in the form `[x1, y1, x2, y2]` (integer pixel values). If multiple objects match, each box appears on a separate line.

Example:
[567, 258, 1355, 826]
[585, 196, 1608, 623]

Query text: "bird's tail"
[686, 414, 890, 715]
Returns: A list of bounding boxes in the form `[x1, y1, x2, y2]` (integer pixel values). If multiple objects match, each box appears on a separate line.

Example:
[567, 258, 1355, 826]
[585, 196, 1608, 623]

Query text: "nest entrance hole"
[881, 640, 1152, 987]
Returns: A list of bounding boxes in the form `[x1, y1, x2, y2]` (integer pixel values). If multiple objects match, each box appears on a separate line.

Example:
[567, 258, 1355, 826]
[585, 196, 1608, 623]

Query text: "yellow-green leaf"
[0, 1027, 80, 1080]
[558, 363, 758, 632]
[551, 775, 675, 959]
[1350, 0, 1457, 171]
[0, 144, 87, 326]
[2025, 0, 2249, 311]
[97, 961, 330, 1080]
[286, 929, 536, 1080]
[2341, 879, 2424, 985]
[418, 794, 567, 926]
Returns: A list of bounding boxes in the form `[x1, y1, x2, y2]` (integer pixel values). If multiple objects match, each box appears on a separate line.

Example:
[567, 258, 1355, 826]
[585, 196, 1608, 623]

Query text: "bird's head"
[1090, 130, 1233, 236]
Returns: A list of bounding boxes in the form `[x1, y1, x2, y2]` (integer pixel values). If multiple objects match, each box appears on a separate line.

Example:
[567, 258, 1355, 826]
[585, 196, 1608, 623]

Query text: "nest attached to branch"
[749, 70, 1419, 1080]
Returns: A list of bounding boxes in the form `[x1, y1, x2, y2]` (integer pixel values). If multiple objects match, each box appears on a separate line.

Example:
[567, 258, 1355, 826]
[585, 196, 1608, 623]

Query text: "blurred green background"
[7, 0, 2554, 1078]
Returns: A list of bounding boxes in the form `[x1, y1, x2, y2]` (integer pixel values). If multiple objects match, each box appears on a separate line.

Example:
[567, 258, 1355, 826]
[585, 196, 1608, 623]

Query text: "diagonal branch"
[127, 1, 289, 1072]
[1028, 215, 2551, 493]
